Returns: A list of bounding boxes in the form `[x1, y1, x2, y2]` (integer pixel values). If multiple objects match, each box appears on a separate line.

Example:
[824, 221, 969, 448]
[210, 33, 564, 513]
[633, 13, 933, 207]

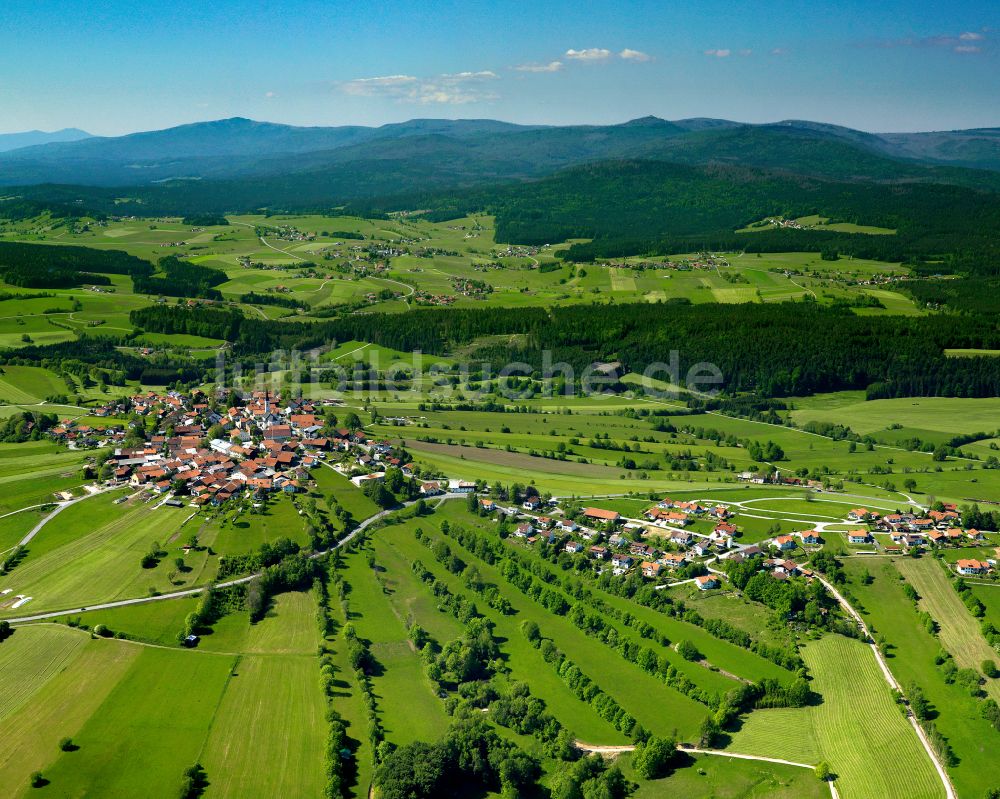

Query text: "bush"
[631, 735, 676, 780]
[30, 771, 45, 788]
[676, 639, 701, 661]
[178, 763, 208, 799]
[983, 659, 998, 679]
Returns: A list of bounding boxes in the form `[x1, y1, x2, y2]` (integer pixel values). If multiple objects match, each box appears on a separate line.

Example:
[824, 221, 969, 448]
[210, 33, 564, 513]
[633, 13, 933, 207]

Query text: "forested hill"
[353, 159, 1000, 269]
[7, 115, 1000, 216]
[131, 301, 1000, 399]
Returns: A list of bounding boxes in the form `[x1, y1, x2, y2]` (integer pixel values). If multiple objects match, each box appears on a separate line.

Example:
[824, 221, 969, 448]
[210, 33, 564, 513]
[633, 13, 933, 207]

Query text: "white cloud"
[770, 47, 788, 56]
[336, 71, 498, 105]
[866, 31, 989, 53]
[264, 91, 276, 98]
[619, 48, 652, 62]
[704, 48, 731, 57]
[739, 49, 753, 56]
[338, 74, 418, 96]
[514, 60, 564, 73]
[565, 48, 612, 61]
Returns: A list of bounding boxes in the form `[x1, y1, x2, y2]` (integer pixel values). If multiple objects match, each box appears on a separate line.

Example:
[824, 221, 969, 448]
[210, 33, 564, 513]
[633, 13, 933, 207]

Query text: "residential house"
[957, 559, 990, 576]
[584, 507, 621, 525]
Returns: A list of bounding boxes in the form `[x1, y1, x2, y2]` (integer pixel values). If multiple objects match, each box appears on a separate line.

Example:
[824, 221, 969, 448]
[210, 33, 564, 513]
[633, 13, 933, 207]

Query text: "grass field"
[0, 496, 195, 617]
[199, 654, 327, 798]
[728, 634, 942, 799]
[625, 753, 827, 799]
[32, 645, 237, 797]
[0, 624, 88, 721]
[840, 556, 998, 798]
[894, 556, 1000, 702]
[342, 546, 452, 746]
[0, 627, 140, 795]
[374, 520, 629, 744]
[201, 590, 320, 654]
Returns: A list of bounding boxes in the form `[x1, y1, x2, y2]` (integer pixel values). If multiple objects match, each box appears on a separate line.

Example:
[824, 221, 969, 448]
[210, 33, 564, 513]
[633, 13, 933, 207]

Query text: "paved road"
[7, 493, 465, 625]
[18, 485, 121, 548]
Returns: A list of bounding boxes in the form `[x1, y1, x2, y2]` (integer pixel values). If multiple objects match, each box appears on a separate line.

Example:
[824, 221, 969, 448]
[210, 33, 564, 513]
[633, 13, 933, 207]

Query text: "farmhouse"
[773, 535, 796, 551]
[848, 530, 872, 544]
[584, 507, 621, 525]
[956, 559, 991, 576]
[565, 541, 584, 554]
[641, 561, 664, 579]
[696, 575, 720, 590]
[797, 530, 822, 545]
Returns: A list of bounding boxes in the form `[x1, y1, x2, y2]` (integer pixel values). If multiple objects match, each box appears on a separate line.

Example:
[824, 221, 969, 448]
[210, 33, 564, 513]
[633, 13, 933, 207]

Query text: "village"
[41, 390, 999, 594]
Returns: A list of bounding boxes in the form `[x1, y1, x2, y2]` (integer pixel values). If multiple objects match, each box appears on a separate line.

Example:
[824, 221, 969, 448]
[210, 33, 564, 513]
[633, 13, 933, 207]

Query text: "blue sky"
[0, 0, 997, 135]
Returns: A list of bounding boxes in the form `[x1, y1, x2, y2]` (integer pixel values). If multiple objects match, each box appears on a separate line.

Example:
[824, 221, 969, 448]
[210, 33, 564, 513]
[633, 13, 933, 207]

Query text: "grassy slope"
[342, 547, 452, 747]
[0, 498, 194, 616]
[624, 753, 827, 799]
[199, 654, 327, 798]
[728, 635, 942, 799]
[894, 556, 1000, 702]
[19, 644, 237, 798]
[840, 557, 998, 798]
[0, 629, 140, 794]
[375, 521, 627, 743]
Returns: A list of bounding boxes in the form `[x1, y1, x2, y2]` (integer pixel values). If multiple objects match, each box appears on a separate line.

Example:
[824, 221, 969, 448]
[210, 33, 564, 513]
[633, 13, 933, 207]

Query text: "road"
[7, 492, 465, 625]
[230, 220, 306, 262]
[17, 485, 121, 548]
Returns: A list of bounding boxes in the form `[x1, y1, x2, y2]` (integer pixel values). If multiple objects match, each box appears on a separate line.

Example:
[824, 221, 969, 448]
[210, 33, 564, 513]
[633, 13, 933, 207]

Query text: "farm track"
[7, 491, 464, 624]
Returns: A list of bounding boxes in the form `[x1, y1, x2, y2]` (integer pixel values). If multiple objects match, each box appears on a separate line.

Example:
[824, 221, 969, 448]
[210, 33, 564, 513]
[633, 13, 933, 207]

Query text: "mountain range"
[0, 127, 91, 154]
[3, 116, 1000, 218]
[2, 116, 1000, 186]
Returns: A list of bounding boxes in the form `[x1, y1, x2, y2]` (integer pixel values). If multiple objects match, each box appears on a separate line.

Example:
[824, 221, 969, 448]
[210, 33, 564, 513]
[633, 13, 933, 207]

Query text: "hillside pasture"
[728, 634, 942, 799]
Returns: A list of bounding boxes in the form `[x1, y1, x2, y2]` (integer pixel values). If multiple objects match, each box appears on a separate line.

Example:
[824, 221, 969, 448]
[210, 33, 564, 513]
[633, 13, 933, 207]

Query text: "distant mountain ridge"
[3, 116, 1000, 190]
[0, 128, 91, 154]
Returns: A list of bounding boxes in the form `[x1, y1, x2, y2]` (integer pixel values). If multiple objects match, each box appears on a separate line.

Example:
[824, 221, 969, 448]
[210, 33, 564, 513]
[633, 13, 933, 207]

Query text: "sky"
[0, 0, 998, 136]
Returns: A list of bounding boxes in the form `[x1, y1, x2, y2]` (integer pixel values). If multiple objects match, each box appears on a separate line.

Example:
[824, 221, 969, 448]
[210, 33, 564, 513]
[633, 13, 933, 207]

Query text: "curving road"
[7, 493, 464, 625]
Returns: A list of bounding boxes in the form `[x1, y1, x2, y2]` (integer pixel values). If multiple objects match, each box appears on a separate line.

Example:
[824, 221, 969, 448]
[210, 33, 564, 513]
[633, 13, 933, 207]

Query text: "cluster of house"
[643, 497, 732, 527]
[500, 503, 740, 589]
[55, 390, 351, 506]
[737, 470, 825, 490]
[845, 506, 988, 553]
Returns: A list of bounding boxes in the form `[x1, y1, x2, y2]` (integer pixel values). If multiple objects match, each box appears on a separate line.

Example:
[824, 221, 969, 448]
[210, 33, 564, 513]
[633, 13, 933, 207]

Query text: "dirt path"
[573, 741, 840, 797]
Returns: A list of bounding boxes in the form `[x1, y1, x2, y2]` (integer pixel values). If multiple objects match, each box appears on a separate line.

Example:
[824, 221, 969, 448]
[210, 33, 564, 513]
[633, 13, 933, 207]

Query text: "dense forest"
[130, 256, 227, 300]
[477, 160, 1000, 270]
[0, 241, 150, 288]
[131, 301, 1000, 399]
